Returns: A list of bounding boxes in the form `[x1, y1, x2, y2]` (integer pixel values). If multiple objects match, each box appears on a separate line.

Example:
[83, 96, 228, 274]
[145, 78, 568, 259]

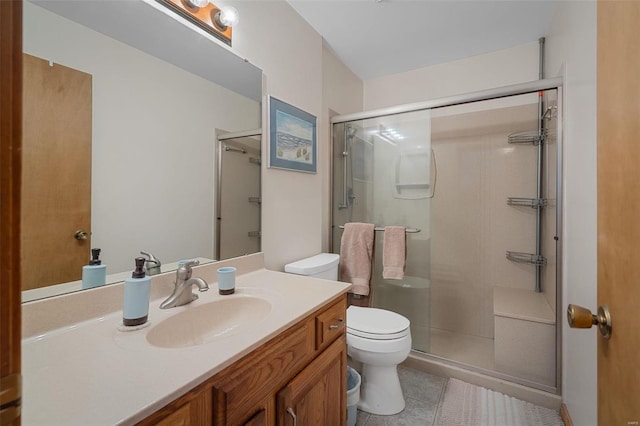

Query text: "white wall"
[545, 2, 598, 424]
[228, 2, 363, 269]
[23, 2, 260, 273]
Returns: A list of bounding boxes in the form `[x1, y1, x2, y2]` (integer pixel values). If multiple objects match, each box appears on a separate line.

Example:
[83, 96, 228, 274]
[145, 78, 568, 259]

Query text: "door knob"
[74, 230, 89, 240]
[567, 304, 612, 339]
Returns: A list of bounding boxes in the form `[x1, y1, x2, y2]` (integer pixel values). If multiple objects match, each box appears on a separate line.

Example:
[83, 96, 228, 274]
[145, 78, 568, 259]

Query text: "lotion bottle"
[81, 248, 107, 289]
[123, 257, 151, 326]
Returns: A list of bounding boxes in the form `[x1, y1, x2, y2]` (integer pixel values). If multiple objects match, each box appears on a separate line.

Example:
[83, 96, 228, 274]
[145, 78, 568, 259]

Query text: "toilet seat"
[347, 306, 410, 340]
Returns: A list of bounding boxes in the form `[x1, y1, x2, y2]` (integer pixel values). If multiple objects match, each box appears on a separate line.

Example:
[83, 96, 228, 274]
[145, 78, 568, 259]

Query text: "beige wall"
[229, 2, 363, 269]
[229, 1, 323, 270]
[545, 1, 598, 423]
[364, 42, 540, 110]
[321, 44, 365, 251]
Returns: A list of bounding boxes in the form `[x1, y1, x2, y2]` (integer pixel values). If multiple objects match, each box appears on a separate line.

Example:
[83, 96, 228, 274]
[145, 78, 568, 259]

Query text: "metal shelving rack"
[505, 38, 548, 293]
[505, 122, 548, 293]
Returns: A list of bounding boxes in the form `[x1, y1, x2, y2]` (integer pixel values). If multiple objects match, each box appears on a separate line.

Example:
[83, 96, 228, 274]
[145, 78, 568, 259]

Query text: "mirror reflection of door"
[216, 130, 262, 260]
[22, 54, 92, 290]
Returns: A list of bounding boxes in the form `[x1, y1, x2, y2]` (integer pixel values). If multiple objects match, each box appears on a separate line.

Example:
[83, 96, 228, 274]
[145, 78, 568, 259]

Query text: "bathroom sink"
[146, 296, 272, 348]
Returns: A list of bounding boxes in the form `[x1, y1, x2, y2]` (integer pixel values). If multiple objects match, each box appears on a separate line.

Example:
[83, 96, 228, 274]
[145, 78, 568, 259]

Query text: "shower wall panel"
[430, 102, 539, 339]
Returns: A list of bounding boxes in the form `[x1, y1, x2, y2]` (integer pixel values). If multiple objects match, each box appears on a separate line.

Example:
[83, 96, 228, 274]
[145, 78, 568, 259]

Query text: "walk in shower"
[331, 80, 562, 393]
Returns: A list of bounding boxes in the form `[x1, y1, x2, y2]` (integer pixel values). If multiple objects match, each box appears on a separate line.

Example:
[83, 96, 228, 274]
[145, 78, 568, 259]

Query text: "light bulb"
[218, 5, 239, 27]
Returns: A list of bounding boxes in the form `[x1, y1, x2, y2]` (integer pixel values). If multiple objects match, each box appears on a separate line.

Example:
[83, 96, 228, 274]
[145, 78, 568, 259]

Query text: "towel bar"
[338, 225, 421, 234]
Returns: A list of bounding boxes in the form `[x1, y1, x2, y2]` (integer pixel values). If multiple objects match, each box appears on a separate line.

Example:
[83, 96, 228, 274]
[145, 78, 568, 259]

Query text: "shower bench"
[493, 286, 556, 388]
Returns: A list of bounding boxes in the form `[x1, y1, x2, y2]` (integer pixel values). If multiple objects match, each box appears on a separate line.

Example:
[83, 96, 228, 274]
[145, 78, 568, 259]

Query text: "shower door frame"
[330, 78, 564, 395]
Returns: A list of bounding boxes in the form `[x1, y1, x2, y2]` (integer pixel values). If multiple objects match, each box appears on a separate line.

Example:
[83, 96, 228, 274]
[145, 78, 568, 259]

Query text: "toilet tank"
[284, 253, 340, 280]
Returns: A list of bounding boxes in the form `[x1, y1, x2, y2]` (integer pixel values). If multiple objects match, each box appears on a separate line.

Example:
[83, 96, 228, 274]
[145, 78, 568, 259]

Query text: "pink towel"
[383, 226, 406, 280]
[339, 223, 375, 296]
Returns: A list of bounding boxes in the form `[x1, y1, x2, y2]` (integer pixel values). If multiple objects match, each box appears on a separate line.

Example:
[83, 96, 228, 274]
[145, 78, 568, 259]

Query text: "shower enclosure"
[331, 80, 562, 393]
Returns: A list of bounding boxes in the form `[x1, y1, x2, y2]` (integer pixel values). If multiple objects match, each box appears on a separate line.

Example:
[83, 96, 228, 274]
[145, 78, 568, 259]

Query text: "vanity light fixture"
[156, 0, 238, 45]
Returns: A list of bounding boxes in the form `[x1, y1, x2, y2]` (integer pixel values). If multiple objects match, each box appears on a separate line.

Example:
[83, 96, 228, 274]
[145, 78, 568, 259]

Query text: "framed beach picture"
[268, 96, 317, 173]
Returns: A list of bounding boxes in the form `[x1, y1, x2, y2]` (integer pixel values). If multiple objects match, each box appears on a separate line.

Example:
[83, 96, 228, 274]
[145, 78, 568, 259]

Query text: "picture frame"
[267, 96, 317, 173]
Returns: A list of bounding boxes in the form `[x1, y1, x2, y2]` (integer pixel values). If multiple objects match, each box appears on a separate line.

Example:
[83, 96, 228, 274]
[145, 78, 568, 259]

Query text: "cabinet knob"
[329, 317, 344, 330]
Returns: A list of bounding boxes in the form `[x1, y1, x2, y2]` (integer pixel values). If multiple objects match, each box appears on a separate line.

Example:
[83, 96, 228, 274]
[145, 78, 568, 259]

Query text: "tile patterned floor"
[355, 366, 447, 426]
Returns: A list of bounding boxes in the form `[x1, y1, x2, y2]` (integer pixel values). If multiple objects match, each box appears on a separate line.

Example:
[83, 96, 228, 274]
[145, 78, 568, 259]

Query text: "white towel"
[382, 226, 406, 280]
[339, 223, 375, 296]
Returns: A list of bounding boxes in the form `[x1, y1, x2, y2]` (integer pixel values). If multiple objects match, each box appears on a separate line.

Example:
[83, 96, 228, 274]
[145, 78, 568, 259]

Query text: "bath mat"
[436, 378, 563, 426]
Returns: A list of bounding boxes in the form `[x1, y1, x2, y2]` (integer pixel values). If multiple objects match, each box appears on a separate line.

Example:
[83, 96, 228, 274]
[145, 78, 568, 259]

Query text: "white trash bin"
[346, 366, 361, 426]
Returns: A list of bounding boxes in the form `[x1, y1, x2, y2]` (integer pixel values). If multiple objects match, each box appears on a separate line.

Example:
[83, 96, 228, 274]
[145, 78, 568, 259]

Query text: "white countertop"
[22, 268, 350, 425]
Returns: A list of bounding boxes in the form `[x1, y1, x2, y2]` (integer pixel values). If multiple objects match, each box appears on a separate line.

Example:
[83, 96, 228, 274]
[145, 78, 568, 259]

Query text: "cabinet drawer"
[315, 297, 346, 350]
[214, 321, 314, 425]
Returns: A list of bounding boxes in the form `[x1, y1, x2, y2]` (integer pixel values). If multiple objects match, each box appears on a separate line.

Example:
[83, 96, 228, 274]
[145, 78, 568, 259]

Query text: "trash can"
[346, 366, 361, 426]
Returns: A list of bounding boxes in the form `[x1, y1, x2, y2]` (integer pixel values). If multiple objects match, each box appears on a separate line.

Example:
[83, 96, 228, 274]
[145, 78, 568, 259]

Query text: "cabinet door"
[137, 388, 211, 426]
[277, 336, 346, 426]
[243, 408, 266, 426]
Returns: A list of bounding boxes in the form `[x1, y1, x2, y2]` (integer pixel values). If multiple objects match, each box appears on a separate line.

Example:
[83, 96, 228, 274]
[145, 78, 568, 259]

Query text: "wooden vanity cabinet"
[138, 294, 347, 426]
[276, 337, 346, 426]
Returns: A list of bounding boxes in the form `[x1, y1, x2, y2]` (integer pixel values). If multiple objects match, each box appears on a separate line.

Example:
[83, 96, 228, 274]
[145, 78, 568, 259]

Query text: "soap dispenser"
[81, 248, 107, 289]
[123, 257, 151, 327]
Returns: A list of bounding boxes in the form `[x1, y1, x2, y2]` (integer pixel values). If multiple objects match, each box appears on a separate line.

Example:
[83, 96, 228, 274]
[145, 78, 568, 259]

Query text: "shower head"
[346, 126, 358, 139]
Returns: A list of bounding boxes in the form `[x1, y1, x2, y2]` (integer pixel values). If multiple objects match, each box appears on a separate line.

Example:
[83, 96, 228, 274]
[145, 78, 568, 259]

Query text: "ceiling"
[288, 0, 558, 80]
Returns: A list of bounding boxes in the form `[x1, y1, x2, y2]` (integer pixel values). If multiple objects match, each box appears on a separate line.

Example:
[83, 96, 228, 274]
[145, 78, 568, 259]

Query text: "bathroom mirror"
[21, 0, 262, 302]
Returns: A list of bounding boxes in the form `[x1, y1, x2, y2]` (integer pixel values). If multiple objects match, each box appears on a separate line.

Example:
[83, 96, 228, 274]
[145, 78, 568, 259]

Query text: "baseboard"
[560, 403, 573, 426]
[402, 353, 562, 411]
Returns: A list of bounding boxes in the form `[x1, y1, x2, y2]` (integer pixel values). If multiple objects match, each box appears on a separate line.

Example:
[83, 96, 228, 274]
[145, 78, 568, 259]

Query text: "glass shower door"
[332, 109, 434, 352]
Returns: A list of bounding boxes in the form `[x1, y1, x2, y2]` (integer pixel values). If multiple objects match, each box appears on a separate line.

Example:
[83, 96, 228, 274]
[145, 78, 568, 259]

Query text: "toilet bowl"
[347, 306, 411, 415]
[284, 253, 412, 416]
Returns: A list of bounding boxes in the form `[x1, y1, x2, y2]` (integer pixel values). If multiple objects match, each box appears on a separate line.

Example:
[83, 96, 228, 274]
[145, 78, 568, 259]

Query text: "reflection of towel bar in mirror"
[224, 145, 246, 154]
[338, 225, 421, 234]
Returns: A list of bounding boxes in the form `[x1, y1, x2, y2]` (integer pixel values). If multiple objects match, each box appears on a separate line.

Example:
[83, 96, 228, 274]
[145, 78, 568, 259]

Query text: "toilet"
[284, 253, 412, 416]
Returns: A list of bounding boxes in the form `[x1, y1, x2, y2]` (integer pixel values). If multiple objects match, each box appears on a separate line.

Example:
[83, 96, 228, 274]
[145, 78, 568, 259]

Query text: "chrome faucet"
[140, 251, 161, 276]
[159, 260, 209, 309]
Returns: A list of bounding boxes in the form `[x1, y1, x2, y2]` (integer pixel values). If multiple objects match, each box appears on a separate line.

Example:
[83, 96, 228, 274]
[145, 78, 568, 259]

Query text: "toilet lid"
[347, 306, 410, 339]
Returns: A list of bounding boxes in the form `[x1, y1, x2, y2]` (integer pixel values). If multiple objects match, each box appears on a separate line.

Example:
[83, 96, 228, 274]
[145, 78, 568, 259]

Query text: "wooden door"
[597, 0, 640, 424]
[277, 336, 346, 426]
[0, 1, 22, 424]
[21, 54, 92, 290]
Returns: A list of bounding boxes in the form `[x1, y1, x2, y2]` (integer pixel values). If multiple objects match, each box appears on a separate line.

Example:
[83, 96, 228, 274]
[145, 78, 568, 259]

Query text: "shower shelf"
[248, 197, 262, 204]
[506, 251, 547, 266]
[249, 157, 261, 165]
[507, 197, 548, 208]
[395, 183, 430, 192]
[507, 130, 546, 145]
